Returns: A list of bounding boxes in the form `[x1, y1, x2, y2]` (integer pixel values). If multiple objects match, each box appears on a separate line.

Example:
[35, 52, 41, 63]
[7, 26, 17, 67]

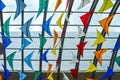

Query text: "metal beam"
[56, 0, 74, 80]
[75, 0, 99, 79]
[92, 0, 120, 78]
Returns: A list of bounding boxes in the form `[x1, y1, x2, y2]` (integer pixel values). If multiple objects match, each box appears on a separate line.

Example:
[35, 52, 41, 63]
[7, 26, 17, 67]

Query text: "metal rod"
[75, 0, 99, 79]
[92, 0, 120, 78]
[56, 0, 74, 80]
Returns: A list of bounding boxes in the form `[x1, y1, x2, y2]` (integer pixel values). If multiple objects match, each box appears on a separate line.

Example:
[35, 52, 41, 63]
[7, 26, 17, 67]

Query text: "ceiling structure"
[0, 0, 120, 80]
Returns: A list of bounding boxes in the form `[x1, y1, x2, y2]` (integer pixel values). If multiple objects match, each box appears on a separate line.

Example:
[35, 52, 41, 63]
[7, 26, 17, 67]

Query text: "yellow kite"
[91, 29, 106, 46]
[54, 0, 62, 12]
[51, 45, 57, 55]
[56, 12, 64, 29]
[98, 0, 113, 13]
[85, 61, 97, 72]
[99, 14, 115, 35]
[47, 71, 54, 80]
[94, 48, 108, 66]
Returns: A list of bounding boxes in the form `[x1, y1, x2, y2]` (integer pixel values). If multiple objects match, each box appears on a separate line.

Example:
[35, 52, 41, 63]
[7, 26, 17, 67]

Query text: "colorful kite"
[70, 53, 79, 64]
[77, 41, 87, 57]
[2, 17, 11, 38]
[37, 0, 47, 18]
[85, 61, 97, 72]
[77, 0, 91, 10]
[94, 48, 108, 66]
[19, 38, 31, 52]
[51, 45, 57, 55]
[99, 15, 115, 35]
[0, 32, 11, 51]
[34, 71, 41, 80]
[18, 71, 27, 80]
[39, 33, 47, 52]
[115, 56, 120, 67]
[98, 0, 113, 13]
[54, 0, 62, 12]
[80, 11, 93, 29]
[70, 68, 78, 80]
[74, 26, 85, 38]
[56, 12, 64, 29]
[6, 51, 16, 70]
[24, 51, 34, 70]
[20, 17, 33, 41]
[53, 29, 58, 47]
[42, 14, 53, 37]
[63, 72, 69, 80]
[101, 67, 114, 80]
[2, 64, 11, 80]
[91, 29, 106, 46]
[112, 38, 120, 52]
[47, 64, 52, 76]
[14, 0, 26, 19]
[0, 0, 5, 11]
[86, 78, 96, 80]
[40, 48, 50, 63]
[47, 71, 54, 80]
[65, 0, 70, 10]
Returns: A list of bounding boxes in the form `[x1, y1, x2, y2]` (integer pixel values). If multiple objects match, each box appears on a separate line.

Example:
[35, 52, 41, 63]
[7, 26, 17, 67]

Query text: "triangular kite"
[39, 75, 45, 80]
[24, 51, 34, 69]
[14, 0, 26, 19]
[19, 38, 31, 52]
[18, 71, 27, 80]
[115, 56, 120, 67]
[0, 42, 4, 55]
[40, 48, 50, 63]
[56, 12, 64, 29]
[112, 38, 120, 52]
[47, 71, 54, 80]
[70, 68, 78, 80]
[39, 33, 47, 52]
[2, 64, 11, 80]
[51, 45, 57, 55]
[94, 48, 108, 66]
[0, 0, 5, 11]
[2, 17, 11, 38]
[85, 61, 97, 72]
[70, 53, 79, 64]
[101, 67, 114, 80]
[34, 71, 41, 80]
[37, 0, 47, 18]
[54, 0, 62, 12]
[65, 0, 70, 10]
[0, 32, 11, 51]
[74, 26, 85, 38]
[6, 51, 16, 70]
[53, 29, 58, 47]
[47, 64, 52, 76]
[42, 15, 53, 37]
[91, 29, 106, 46]
[98, 0, 113, 13]
[99, 15, 115, 35]
[86, 78, 96, 80]
[77, 41, 87, 57]
[63, 72, 69, 80]
[20, 17, 33, 41]
[0, 75, 2, 80]
[80, 11, 93, 29]
[77, 0, 91, 10]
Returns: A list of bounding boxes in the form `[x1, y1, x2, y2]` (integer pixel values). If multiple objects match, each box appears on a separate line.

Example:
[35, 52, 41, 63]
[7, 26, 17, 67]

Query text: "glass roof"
[0, 0, 120, 74]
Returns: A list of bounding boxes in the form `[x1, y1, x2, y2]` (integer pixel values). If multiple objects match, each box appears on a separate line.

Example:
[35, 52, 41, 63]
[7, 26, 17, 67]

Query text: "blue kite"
[101, 67, 114, 80]
[0, 0, 5, 11]
[14, 0, 26, 19]
[0, 32, 11, 51]
[24, 51, 34, 70]
[20, 17, 33, 41]
[42, 15, 54, 37]
[40, 48, 50, 63]
[2, 64, 11, 80]
[19, 38, 31, 52]
[112, 38, 120, 52]
[39, 75, 45, 80]
[18, 71, 27, 80]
